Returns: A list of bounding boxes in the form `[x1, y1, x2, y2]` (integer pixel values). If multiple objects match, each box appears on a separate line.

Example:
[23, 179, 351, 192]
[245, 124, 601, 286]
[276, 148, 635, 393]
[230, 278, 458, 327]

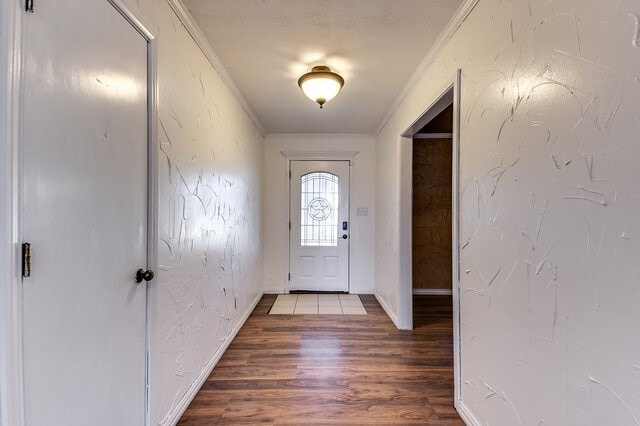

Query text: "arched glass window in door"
[300, 172, 339, 246]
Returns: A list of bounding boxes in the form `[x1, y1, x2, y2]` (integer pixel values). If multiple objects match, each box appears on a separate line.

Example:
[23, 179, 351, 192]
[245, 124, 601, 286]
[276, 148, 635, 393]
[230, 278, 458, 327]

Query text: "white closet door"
[22, 1, 150, 424]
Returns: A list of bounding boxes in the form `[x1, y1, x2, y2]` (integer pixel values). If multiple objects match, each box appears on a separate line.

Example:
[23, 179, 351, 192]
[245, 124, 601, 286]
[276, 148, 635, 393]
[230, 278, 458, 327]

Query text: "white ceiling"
[181, 0, 465, 135]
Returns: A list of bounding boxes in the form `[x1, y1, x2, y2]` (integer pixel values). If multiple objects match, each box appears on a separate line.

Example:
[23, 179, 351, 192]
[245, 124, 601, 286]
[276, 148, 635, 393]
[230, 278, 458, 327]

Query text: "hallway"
[179, 295, 462, 425]
[4, 1, 640, 424]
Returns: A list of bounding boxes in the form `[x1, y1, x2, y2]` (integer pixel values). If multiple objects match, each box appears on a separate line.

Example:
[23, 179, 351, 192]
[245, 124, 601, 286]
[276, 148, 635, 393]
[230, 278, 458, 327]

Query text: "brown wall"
[412, 138, 452, 290]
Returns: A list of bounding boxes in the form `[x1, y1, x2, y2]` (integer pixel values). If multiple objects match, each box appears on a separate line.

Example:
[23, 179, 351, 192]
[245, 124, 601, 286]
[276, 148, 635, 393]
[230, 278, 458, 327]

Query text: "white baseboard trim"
[456, 399, 481, 426]
[164, 290, 264, 425]
[349, 284, 375, 294]
[374, 291, 400, 329]
[263, 289, 376, 295]
[412, 288, 453, 296]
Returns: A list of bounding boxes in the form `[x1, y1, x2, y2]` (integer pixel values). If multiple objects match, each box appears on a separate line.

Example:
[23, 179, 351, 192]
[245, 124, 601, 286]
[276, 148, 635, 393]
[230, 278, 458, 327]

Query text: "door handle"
[135, 268, 154, 284]
[342, 234, 348, 239]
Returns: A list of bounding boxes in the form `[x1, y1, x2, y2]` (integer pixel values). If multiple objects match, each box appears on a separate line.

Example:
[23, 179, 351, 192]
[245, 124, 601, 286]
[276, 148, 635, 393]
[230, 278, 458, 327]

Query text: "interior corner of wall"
[374, 290, 400, 329]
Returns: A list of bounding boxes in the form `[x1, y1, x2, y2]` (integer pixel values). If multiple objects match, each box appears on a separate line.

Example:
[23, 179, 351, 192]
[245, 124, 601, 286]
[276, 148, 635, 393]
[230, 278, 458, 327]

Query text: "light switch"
[356, 207, 368, 216]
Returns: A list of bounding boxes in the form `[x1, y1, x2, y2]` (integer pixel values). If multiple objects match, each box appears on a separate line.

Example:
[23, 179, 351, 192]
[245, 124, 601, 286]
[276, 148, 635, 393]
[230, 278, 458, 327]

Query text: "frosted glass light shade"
[298, 66, 344, 108]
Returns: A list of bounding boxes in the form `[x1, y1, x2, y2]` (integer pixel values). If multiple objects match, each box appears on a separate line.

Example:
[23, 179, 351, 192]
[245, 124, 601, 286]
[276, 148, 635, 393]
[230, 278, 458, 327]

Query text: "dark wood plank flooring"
[179, 294, 463, 425]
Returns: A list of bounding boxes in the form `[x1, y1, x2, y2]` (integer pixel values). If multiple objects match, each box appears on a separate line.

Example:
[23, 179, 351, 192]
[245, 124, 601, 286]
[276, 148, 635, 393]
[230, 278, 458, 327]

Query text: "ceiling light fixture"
[297, 66, 344, 109]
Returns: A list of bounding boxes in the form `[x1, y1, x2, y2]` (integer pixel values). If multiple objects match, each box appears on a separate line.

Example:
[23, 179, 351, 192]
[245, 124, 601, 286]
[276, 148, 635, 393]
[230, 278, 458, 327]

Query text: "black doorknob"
[342, 234, 348, 239]
[135, 268, 154, 283]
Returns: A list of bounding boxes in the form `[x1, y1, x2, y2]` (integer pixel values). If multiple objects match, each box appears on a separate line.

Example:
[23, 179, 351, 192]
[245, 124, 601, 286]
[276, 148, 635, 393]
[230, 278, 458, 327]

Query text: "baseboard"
[412, 288, 453, 296]
[264, 289, 376, 295]
[456, 399, 481, 426]
[374, 291, 400, 329]
[164, 290, 264, 425]
[350, 286, 375, 294]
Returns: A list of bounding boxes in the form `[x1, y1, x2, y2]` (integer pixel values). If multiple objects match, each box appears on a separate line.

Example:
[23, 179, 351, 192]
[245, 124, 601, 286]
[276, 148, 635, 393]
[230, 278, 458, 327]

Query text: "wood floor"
[179, 294, 463, 425]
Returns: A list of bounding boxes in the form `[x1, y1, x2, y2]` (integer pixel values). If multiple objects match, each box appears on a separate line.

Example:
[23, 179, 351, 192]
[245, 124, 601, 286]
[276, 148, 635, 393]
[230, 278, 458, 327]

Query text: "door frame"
[282, 151, 357, 293]
[0, 2, 158, 424]
[1, 1, 25, 425]
[397, 70, 462, 404]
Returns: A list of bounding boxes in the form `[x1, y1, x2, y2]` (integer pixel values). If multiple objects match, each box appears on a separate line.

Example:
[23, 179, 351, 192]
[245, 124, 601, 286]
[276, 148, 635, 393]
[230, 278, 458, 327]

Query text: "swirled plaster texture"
[376, 0, 640, 423]
[116, 1, 264, 424]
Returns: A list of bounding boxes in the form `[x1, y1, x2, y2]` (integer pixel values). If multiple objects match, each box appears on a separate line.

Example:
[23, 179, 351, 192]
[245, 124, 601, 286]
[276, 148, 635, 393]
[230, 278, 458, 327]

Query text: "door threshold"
[289, 290, 349, 294]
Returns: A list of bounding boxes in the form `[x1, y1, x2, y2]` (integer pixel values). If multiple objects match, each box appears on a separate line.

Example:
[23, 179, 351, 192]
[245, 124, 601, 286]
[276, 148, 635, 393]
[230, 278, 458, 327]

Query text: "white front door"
[289, 161, 350, 292]
[22, 1, 150, 425]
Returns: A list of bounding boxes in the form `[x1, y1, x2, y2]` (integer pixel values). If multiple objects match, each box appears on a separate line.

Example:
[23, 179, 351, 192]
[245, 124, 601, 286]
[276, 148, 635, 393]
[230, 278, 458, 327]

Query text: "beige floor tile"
[297, 294, 318, 300]
[318, 306, 343, 315]
[341, 306, 367, 315]
[318, 299, 341, 307]
[277, 294, 297, 301]
[339, 294, 360, 300]
[318, 294, 339, 301]
[296, 294, 318, 306]
[294, 305, 318, 314]
[273, 295, 297, 307]
[340, 299, 364, 307]
[271, 293, 366, 315]
[269, 305, 295, 315]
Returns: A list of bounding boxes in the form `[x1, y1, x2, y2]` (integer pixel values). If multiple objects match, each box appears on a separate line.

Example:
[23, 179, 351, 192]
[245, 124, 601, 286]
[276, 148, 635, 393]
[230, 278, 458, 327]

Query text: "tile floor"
[269, 293, 367, 315]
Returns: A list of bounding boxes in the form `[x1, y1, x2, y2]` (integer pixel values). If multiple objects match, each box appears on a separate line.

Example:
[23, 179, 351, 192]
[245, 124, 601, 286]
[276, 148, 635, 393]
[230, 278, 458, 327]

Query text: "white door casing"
[289, 160, 350, 292]
[21, 1, 151, 424]
[398, 71, 462, 408]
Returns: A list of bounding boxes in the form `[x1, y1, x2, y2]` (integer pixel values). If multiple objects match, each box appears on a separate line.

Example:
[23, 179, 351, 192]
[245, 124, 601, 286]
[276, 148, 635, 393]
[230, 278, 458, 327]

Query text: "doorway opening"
[411, 105, 454, 335]
[412, 104, 453, 304]
[398, 70, 462, 408]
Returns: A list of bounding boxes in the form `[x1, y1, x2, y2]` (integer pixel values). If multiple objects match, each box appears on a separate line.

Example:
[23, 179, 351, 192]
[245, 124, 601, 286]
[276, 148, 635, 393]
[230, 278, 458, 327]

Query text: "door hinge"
[289, 221, 291, 231]
[288, 273, 290, 281]
[25, 0, 34, 13]
[22, 242, 31, 278]
[289, 170, 291, 179]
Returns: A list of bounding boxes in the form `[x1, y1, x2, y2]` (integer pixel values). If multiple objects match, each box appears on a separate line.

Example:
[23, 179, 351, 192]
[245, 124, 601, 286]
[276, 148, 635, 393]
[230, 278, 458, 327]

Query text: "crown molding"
[374, 0, 479, 136]
[280, 150, 359, 159]
[266, 133, 375, 140]
[167, 0, 266, 137]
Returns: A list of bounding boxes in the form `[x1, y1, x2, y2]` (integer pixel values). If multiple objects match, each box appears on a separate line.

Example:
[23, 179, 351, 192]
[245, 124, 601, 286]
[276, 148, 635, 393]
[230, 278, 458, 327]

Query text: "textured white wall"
[376, 0, 640, 424]
[263, 134, 376, 294]
[115, 1, 264, 424]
